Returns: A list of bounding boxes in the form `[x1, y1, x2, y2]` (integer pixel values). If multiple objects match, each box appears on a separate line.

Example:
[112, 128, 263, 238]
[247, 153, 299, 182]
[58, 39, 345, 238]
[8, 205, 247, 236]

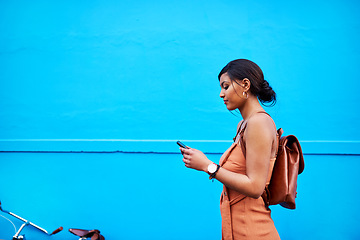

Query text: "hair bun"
[258, 79, 276, 106]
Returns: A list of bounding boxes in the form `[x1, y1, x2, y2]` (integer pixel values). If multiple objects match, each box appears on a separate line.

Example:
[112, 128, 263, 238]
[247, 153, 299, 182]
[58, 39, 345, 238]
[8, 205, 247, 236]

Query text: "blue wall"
[1, 0, 359, 239]
[0, 153, 359, 240]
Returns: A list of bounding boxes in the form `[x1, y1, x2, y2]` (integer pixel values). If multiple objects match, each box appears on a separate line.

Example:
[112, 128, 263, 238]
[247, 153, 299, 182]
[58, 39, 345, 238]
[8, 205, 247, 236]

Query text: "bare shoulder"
[245, 113, 276, 139]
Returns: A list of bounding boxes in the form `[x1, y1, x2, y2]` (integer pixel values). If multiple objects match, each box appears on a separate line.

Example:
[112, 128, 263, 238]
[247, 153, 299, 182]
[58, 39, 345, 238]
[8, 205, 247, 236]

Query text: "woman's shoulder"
[246, 112, 276, 135]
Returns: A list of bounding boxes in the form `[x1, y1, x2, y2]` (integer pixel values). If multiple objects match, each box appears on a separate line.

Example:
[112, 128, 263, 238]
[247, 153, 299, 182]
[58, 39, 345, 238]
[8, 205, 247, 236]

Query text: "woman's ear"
[241, 78, 251, 91]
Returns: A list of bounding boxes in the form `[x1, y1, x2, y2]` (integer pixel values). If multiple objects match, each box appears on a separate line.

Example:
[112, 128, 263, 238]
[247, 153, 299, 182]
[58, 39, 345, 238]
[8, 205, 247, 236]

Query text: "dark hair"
[218, 59, 276, 106]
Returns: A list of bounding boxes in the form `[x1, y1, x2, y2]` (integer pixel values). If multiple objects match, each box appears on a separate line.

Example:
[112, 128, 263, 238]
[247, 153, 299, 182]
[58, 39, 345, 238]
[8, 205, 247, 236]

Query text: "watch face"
[208, 163, 217, 173]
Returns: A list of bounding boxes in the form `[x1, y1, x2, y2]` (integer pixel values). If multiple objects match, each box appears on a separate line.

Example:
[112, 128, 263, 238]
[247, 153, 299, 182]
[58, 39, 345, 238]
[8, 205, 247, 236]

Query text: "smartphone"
[176, 141, 189, 149]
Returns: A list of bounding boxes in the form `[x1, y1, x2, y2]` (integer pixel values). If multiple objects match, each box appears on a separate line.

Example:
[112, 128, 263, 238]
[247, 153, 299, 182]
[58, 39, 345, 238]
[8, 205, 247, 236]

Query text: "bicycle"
[1, 201, 105, 240]
[0, 201, 63, 240]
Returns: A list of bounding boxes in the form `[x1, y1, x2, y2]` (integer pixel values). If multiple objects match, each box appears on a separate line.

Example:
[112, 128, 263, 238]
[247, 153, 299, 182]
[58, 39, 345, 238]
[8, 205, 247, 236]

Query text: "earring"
[242, 91, 248, 99]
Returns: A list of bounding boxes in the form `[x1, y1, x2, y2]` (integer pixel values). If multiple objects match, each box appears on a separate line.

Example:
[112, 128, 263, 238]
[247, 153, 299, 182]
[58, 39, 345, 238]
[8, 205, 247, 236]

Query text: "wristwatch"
[207, 163, 220, 179]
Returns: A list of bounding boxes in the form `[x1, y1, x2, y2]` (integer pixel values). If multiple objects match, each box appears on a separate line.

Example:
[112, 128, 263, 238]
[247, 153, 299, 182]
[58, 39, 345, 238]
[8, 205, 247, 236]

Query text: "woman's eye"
[224, 85, 229, 90]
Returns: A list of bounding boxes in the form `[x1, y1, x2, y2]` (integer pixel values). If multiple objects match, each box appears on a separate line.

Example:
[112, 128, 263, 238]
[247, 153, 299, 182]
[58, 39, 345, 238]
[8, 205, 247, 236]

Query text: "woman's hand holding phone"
[177, 141, 212, 172]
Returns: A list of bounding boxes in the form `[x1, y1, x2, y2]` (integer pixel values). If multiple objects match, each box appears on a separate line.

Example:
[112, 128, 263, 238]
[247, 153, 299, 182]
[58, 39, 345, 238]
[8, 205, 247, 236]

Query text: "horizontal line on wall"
[1, 151, 359, 157]
[3, 139, 360, 143]
[0, 139, 232, 142]
[300, 140, 360, 143]
[0, 139, 359, 155]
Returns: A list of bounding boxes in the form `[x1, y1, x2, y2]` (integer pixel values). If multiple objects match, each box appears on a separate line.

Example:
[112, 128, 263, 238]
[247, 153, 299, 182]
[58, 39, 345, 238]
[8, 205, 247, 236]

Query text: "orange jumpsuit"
[219, 142, 280, 240]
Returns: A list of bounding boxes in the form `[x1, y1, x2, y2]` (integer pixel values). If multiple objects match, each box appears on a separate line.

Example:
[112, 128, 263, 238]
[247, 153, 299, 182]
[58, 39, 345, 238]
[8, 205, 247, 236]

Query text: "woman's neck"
[239, 96, 264, 121]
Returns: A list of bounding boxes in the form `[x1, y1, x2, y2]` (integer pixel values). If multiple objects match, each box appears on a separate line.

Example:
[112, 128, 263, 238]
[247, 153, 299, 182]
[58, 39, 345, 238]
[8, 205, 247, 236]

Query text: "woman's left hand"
[180, 147, 212, 172]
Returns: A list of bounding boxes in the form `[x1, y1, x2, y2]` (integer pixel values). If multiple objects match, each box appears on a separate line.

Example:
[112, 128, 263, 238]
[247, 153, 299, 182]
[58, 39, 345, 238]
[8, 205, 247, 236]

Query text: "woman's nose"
[220, 90, 225, 98]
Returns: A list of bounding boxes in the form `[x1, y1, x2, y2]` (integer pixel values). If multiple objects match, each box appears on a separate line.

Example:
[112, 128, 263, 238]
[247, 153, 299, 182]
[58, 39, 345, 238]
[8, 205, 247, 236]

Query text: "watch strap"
[209, 164, 220, 180]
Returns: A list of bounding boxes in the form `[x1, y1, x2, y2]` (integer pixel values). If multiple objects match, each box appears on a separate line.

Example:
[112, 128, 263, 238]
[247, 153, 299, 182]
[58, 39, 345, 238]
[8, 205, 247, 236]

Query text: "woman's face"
[219, 73, 245, 111]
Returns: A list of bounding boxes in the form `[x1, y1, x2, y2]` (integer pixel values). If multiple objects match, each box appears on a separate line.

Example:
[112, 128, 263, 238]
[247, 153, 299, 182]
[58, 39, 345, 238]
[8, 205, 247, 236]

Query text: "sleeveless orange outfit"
[219, 119, 280, 240]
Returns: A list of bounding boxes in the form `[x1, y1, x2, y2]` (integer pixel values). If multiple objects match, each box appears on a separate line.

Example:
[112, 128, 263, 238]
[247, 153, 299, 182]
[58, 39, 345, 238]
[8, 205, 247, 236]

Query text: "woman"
[180, 59, 280, 240]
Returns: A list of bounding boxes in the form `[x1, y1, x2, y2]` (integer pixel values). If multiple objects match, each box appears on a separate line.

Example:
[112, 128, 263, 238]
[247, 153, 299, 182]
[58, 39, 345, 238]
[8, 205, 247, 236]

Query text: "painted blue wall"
[1, 0, 359, 141]
[1, 0, 359, 239]
[1, 153, 360, 240]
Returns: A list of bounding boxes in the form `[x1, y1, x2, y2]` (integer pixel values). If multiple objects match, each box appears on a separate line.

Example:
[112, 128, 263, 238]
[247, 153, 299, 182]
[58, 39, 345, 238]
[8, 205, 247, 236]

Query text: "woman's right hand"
[180, 147, 212, 172]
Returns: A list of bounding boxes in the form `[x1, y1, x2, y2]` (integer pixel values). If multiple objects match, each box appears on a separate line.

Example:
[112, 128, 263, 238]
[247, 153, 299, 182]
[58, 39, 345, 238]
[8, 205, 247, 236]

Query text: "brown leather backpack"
[237, 112, 305, 209]
[261, 128, 305, 209]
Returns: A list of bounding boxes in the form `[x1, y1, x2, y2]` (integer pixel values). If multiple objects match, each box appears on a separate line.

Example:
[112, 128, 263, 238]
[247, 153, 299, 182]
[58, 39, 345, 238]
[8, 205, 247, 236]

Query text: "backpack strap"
[234, 111, 272, 156]
[262, 127, 284, 209]
[233, 111, 270, 141]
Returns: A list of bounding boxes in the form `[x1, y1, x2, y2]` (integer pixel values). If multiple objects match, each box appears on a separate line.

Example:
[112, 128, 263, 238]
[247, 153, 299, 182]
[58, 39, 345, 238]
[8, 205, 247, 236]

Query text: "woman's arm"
[181, 114, 275, 198]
